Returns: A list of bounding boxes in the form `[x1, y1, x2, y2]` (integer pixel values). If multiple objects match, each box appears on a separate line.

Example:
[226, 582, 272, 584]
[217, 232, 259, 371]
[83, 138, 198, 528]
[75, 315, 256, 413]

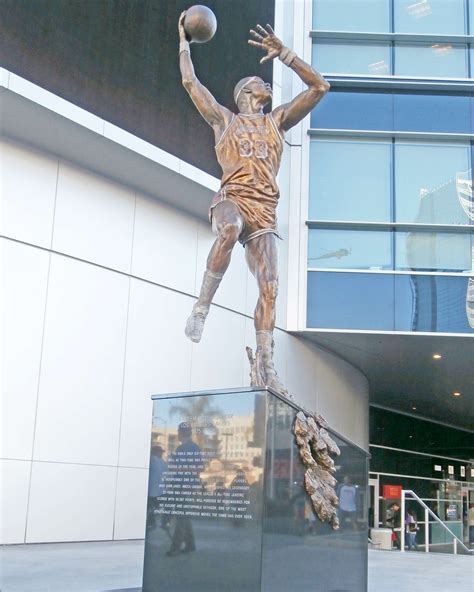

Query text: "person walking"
[147, 445, 167, 529]
[405, 509, 419, 550]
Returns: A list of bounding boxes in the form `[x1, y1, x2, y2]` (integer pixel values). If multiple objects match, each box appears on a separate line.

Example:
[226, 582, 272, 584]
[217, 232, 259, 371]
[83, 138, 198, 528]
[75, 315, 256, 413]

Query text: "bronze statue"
[179, 14, 330, 396]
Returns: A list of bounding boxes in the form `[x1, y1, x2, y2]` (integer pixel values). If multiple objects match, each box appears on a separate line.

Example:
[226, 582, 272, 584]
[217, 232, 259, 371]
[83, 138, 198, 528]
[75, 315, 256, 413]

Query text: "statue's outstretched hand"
[178, 11, 187, 42]
[248, 24, 283, 64]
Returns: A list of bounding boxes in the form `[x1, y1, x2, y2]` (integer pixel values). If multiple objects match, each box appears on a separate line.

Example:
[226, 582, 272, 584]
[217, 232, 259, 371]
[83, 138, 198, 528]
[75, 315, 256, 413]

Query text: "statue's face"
[243, 77, 272, 106]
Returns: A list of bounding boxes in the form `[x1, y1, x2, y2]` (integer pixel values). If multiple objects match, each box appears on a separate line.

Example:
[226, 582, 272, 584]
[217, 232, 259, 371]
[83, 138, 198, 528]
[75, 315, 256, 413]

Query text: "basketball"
[184, 5, 217, 43]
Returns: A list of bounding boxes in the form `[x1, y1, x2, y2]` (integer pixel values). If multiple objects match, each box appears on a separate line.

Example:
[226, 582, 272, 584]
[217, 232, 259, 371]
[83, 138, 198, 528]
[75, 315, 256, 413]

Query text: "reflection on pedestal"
[143, 387, 369, 592]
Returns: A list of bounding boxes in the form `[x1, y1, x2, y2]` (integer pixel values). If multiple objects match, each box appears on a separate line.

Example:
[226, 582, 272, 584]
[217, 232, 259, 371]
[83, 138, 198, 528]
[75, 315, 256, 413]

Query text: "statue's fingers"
[248, 39, 263, 48]
[260, 54, 271, 64]
[250, 29, 264, 41]
[266, 24, 275, 35]
[256, 24, 268, 36]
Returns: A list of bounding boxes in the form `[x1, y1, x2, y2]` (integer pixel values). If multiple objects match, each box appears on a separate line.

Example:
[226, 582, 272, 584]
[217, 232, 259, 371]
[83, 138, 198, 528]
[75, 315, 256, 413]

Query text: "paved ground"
[0, 540, 472, 591]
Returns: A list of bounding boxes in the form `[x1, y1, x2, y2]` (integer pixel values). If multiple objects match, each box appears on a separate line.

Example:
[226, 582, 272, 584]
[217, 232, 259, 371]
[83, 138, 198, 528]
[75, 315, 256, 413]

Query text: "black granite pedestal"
[142, 387, 369, 592]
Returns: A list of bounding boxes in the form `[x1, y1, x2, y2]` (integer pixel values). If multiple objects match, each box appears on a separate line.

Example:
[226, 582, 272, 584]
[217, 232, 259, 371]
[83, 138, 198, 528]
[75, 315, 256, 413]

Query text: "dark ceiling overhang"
[295, 330, 474, 431]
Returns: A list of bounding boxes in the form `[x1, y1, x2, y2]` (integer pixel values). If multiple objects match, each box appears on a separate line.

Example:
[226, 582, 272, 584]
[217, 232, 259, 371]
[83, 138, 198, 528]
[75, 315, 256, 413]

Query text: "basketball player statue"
[179, 13, 330, 396]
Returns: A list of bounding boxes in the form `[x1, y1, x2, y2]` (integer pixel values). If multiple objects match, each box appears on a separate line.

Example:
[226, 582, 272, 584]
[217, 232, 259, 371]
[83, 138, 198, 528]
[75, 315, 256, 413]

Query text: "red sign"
[383, 485, 402, 499]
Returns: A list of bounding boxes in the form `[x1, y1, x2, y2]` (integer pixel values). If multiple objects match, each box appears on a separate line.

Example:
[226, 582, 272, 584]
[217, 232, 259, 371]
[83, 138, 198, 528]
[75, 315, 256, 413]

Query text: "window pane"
[395, 274, 474, 332]
[311, 91, 394, 130]
[393, 93, 472, 133]
[313, 41, 391, 75]
[395, 43, 468, 78]
[395, 141, 471, 224]
[311, 91, 473, 134]
[395, 230, 473, 271]
[307, 271, 395, 330]
[308, 229, 392, 269]
[309, 138, 392, 222]
[307, 272, 474, 332]
[394, 0, 467, 35]
[313, 0, 390, 32]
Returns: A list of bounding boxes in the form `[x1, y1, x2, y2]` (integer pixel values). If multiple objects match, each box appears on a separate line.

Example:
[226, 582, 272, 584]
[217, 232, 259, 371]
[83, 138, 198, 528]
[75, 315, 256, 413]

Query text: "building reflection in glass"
[405, 168, 473, 331]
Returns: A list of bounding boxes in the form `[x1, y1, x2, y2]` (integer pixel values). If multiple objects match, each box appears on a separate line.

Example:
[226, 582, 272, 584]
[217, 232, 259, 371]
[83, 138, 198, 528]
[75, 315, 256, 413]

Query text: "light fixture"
[411, 406, 417, 410]
[453, 392, 461, 397]
[432, 353, 442, 360]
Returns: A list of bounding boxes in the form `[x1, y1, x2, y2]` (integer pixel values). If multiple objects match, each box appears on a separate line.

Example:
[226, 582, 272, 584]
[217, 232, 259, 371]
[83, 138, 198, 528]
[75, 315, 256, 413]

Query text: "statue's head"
[234, 76, 272, 110]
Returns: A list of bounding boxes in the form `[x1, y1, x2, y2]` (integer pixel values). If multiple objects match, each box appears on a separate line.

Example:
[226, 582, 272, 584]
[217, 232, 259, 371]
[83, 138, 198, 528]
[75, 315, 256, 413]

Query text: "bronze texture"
[178, 12, 329, 397]
[293, 411, 341, 529]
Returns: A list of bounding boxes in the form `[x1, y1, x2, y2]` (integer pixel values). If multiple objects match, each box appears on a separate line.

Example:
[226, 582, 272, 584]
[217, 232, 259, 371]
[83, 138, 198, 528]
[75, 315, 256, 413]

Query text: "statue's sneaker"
[185, 309, 208, 343]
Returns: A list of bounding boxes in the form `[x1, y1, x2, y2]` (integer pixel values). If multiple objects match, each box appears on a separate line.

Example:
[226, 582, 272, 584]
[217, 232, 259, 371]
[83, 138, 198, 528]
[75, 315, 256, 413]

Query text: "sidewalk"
[0, 540, 472, 591]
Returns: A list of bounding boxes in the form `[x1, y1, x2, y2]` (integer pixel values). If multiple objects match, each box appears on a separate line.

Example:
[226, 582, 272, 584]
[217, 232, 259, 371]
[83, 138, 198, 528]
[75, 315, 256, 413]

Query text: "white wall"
[1, 130, 367, 544]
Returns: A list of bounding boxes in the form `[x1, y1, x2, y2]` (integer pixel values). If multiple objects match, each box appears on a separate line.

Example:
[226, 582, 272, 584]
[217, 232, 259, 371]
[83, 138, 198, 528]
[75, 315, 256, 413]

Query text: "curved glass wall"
[307, 271, 474, 333]
[308, 1, 473, 335]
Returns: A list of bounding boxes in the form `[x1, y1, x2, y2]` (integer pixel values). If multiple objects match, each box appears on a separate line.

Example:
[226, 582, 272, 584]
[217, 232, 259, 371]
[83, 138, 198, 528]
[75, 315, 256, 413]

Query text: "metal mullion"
[323, 76, 474, 91]
[306, 268, 472, 277]
[306, 220, 474, 233]
[310, 30, 474, 43]
[308, 129, 474, 141]
[391, 139, 396, 272]
[466, 0, 471, 35]
[390, 0, 395, 74]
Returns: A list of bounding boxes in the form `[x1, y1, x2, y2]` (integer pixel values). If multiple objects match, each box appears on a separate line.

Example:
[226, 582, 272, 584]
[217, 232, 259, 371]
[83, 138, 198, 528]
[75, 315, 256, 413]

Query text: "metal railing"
[401, 489, 473, 555]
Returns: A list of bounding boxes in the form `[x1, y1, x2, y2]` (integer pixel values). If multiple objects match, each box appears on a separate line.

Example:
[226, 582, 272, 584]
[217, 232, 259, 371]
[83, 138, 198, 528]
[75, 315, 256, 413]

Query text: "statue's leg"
[245, 233, 287, 395]
[185, 200, 243, 342]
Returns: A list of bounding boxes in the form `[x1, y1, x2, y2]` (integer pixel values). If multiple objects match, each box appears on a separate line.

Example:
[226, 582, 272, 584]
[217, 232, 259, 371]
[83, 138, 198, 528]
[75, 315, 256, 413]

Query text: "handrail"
[402, 489, 473, 555]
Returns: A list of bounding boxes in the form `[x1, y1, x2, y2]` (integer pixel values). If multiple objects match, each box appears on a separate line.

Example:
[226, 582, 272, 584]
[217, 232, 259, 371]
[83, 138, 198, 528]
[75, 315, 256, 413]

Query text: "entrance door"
[369, 477, 380, 529]
[461, 483, 474, 546]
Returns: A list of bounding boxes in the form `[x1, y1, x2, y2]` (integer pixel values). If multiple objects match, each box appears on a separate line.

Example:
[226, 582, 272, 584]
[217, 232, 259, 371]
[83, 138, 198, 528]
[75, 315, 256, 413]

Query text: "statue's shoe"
[185, 309, 207, 343]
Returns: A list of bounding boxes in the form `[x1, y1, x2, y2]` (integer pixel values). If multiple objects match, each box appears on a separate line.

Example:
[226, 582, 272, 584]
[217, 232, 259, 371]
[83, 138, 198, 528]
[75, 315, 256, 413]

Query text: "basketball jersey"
[215, 112, 284, 207]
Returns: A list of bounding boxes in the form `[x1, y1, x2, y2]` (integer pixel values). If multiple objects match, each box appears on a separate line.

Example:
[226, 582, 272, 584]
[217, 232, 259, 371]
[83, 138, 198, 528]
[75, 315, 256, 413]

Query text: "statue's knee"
[261, 279, 278, 302]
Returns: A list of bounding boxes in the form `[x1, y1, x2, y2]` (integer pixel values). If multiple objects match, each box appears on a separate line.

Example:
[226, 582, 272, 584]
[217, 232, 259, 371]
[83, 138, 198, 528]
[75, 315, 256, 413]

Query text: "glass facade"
[307, 272, 474, 332]
[313, 0, 391, 32]
[393, 0, 467, 35]
[312, 91, 474, 134]
[313, 41, 472, 77]
[395, 42, 468, 78]
[309, 138, 473, 225]
[313, 0, 471, 34]
[308, 229, 473, 272]
[312, 0, 474, 78]
[308, 0, 474, 334]
[309, 138, 392, 222]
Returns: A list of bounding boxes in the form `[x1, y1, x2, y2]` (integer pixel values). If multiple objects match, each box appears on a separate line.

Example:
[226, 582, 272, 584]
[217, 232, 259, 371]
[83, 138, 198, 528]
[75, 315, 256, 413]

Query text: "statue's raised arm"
[178, 11, 233, 142]
[248, 24, 330, 131]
